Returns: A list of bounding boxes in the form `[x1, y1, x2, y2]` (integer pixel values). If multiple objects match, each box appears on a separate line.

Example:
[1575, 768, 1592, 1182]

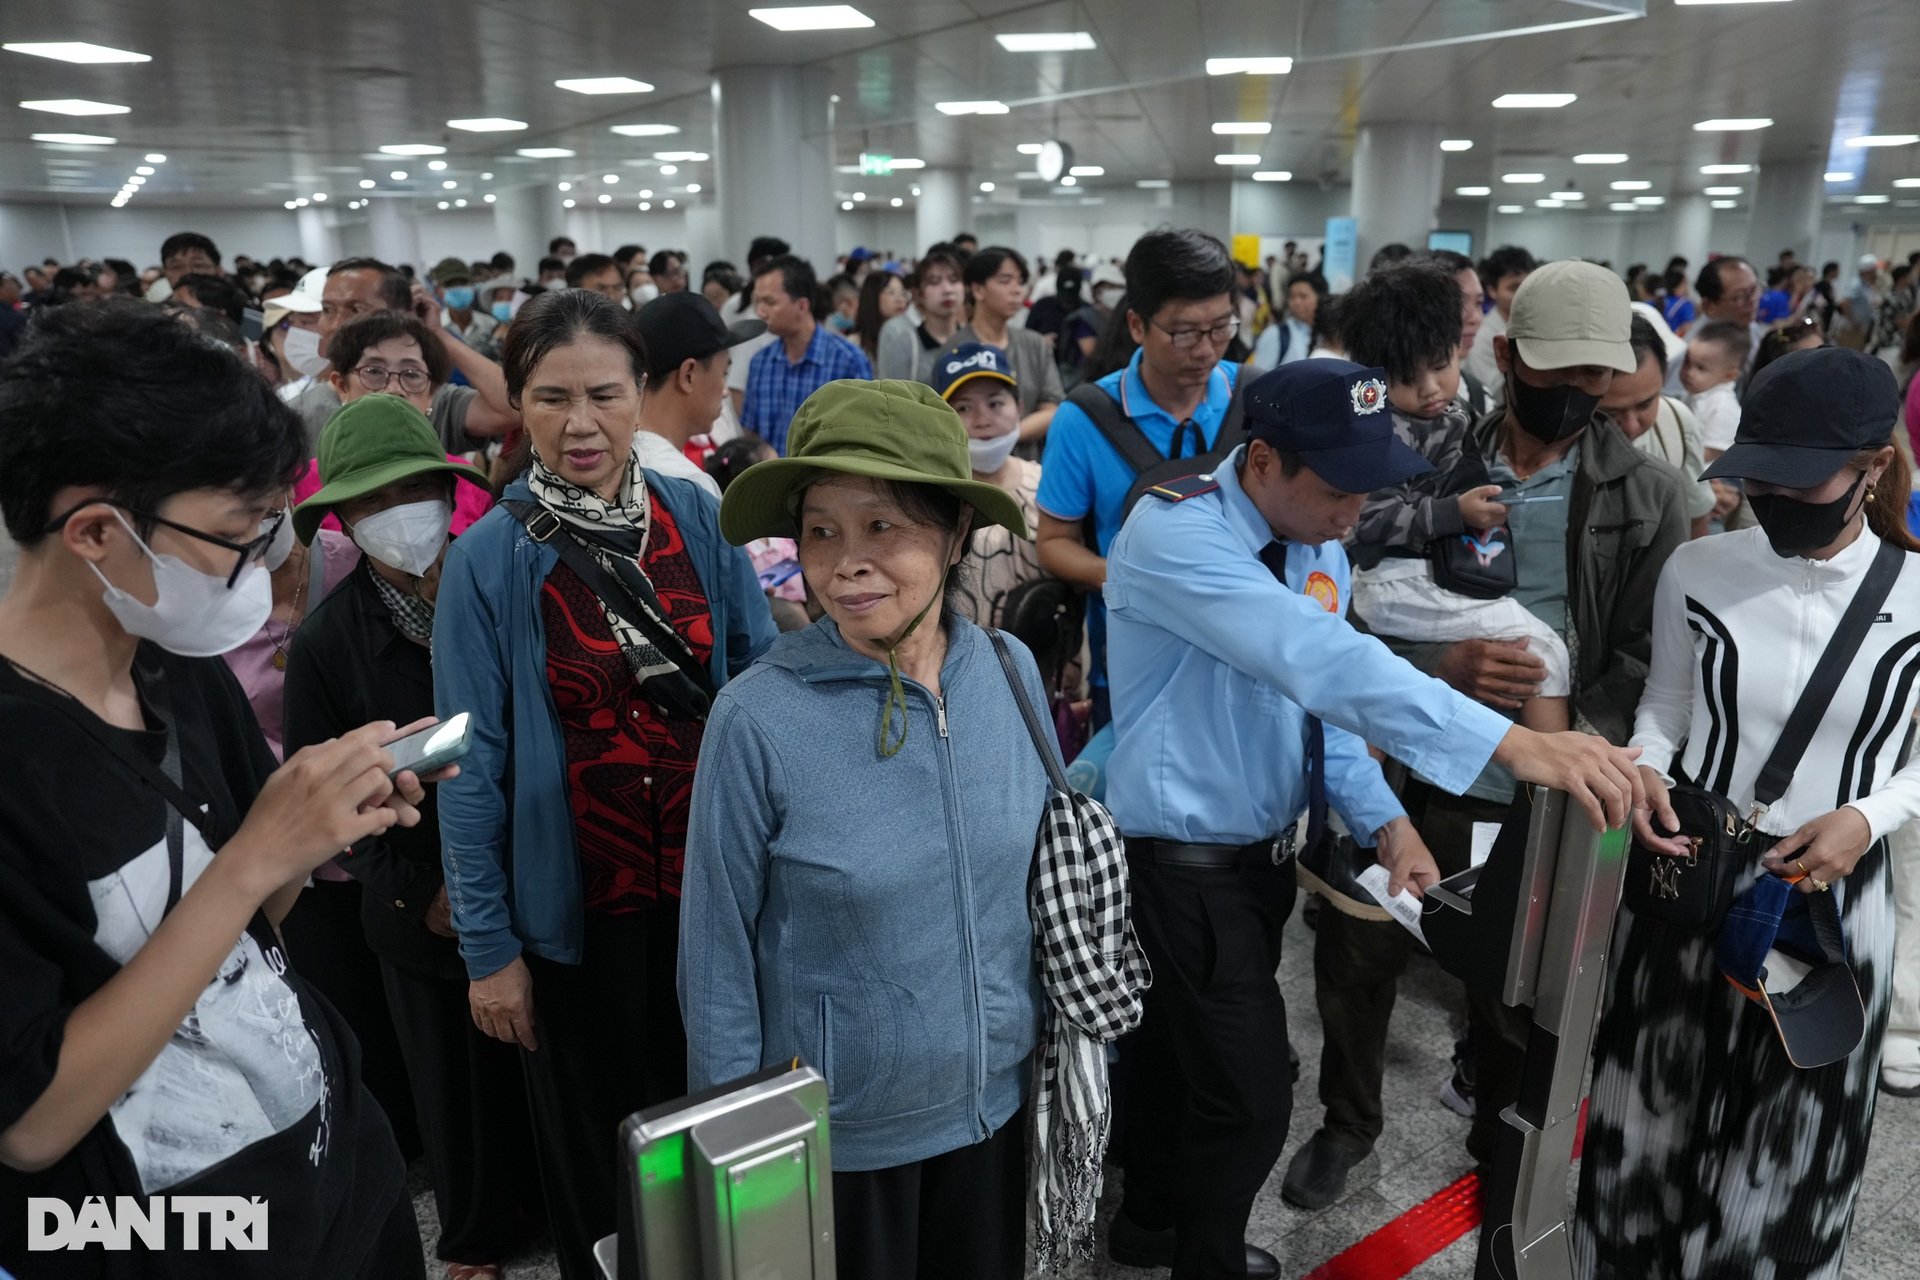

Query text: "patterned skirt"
[1573, 841, 1893, 1280]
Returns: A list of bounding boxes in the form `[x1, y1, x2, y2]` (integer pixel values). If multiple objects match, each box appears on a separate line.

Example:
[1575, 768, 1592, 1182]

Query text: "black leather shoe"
[1281, 1131, 1362, 1210]
[1106, 1212, 1280, 1276]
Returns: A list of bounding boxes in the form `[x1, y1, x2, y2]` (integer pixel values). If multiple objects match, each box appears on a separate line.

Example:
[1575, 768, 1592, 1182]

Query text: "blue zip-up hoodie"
[433, 471, 776, 980]
[679, 614, 1051, 1172]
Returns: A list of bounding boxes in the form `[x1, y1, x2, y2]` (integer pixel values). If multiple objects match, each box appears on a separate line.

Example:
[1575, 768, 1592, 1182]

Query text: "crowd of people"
[2, 214, 1920, 1280]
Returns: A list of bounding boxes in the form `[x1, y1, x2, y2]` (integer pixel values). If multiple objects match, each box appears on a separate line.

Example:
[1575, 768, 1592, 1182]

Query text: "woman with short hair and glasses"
[292, 311, 495, 538]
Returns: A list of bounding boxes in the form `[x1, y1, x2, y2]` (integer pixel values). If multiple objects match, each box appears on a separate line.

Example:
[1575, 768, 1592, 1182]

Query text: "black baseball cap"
[1243, 359, 1433, 494]
[1702, 346, 1901, 488]
[633, 291, 749, 375]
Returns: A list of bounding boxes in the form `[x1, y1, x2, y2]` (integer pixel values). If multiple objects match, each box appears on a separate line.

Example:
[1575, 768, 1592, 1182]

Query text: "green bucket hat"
[293, 396, 490, 543]
[718, 379, 1030, 546]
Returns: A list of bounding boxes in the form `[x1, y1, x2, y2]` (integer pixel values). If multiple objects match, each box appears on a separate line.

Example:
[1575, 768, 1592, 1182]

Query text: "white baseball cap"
[262, 266, 326, 327]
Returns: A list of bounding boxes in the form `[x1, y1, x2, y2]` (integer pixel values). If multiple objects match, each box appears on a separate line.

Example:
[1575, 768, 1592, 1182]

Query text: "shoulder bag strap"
[1752, 537, 1906, 815]
[1067, 383, 1166, 478]
[988, 630, 1071, 796]
[501, 499, 717, 701]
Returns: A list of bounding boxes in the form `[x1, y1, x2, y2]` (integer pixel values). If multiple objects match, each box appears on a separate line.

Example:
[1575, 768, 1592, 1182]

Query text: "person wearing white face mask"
[0, 300, 438, 1278]
[270, 266, 330, 404]
[934, 343, 1047, 629]
[286, 396, 539, 1280]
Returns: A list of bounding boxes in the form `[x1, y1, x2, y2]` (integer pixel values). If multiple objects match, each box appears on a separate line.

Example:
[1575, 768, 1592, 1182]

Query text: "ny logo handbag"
[1624, 538, 1902, 935]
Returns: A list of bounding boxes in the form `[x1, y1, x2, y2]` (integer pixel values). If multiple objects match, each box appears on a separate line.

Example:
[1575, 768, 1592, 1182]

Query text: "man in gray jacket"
[1288, 260, 1690, 1208]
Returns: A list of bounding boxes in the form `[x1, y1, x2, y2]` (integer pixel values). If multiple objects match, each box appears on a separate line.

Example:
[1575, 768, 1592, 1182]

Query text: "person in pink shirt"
[292, 311, 494, 535]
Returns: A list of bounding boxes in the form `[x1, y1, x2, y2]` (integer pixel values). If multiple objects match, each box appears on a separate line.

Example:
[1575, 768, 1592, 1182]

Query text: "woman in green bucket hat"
[680, 378, 1054, 1278]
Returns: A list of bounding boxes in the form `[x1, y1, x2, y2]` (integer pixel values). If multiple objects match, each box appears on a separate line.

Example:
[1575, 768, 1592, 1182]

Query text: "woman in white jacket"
[1575, 346, 1920, 1279]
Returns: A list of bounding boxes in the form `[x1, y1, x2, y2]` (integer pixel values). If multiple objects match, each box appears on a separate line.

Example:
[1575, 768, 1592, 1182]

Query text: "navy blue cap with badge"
[1242, 359, 1434, 493]
[931, 341, 1018, 401]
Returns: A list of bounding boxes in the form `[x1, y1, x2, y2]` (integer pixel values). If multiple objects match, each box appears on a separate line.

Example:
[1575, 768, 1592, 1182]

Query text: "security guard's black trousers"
[1121, 842, 1297, 1279]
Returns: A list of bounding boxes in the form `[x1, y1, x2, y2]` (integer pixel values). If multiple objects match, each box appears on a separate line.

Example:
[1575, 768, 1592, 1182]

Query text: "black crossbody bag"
[502, 499, 717, 721]
[1625, 537, 1903, 934]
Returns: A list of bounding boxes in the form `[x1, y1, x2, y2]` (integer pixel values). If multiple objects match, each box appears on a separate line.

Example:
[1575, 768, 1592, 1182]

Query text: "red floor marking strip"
[1302, 1100, 1591, 1280]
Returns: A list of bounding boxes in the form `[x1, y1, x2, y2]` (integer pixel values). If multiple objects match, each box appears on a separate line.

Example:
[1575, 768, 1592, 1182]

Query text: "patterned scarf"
[368, 566, 436, 646]
[526, 449, 708, 713]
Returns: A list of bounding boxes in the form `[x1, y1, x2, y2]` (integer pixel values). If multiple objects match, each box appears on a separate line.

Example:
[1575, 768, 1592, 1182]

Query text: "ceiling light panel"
[1493, 93, 1576, 108]
[4, 42, 150, 63]
[749, 6, 874, 31]
[30, 132, 116, 145]
[1440, 139, 1474, 151]
[1693, 118, 1772, 131]
[1212, 122, 1272, 135]
[995, 33, 1094, 52]
[448, 118, 527, 132]
[19, 99, 130, 116]
[555, 77, 655, 94]
[1206, 57, 1292, 75]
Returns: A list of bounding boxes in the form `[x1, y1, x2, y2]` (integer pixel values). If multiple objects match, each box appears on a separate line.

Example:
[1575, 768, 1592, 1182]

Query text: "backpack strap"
[1066, 382, 1164, 478]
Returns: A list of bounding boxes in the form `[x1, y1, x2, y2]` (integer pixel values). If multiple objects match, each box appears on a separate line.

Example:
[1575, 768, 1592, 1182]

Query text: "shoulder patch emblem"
[1304, 570, 1340, 613]
[1144, 474, 1220, 502]
[1351, 378, 1388, 415]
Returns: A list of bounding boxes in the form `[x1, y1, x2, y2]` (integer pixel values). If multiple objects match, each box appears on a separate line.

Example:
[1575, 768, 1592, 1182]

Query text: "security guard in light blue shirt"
[1100, 359, 1647, 1280]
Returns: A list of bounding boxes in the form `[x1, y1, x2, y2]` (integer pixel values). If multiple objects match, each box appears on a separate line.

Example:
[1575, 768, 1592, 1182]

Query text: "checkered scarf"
[989, 632, 1152, 1270]
[368, 566, 436, 646]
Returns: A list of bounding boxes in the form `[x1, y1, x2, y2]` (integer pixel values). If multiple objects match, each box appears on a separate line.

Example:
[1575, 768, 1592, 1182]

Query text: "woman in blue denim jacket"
[432, 290, 774, 1280]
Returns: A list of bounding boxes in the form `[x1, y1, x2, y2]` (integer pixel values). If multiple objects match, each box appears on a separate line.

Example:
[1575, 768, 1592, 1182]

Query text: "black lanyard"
[8, 653, 231, 918]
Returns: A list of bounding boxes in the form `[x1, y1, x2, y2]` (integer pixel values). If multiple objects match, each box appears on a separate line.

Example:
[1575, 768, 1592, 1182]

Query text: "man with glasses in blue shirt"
[1036, 227, 1244, 727]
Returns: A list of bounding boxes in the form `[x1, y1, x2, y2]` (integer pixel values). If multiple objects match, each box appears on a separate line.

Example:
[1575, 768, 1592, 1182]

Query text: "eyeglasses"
[1149, 314, 1241, 350]
[352, 364, 432, 394]
[43, 505, 287, 589]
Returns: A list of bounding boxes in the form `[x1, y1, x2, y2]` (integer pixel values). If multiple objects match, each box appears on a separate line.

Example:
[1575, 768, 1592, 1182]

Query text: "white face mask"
[968, 429, 1020, 474]
[348, 498, 451, 577]
[262, 511, 296, 571]
[89, 510, 273, 657]
[282, 324, 329, 378]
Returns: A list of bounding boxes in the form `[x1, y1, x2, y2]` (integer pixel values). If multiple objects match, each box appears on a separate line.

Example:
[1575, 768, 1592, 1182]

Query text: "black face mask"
[1748, 473, 1865, 559]
[1507, 372, 1601, 445]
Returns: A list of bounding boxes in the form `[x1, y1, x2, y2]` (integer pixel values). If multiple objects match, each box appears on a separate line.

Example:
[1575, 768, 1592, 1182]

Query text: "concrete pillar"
[1746, 160, 1822, 265]
[491, 183, 565, 280]
[296, 206, 339, 267]
[365, 198, 421, 275]
[713, 65, 835, 269]
[915, 166, 969, 256]
[1350, 122, 1445, 270]
[1670, 194, 1713, 276]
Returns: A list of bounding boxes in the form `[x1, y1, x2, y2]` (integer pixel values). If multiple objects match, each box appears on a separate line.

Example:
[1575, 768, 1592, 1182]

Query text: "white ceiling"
[1, 0, 1916, 221]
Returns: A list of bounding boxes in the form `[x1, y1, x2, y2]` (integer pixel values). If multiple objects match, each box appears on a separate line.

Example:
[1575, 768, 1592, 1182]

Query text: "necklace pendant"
[272, 650, 288, 671]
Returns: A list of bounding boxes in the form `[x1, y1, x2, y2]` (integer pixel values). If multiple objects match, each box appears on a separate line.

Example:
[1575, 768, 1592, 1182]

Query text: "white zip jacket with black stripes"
[1631, 523, 1920, 842]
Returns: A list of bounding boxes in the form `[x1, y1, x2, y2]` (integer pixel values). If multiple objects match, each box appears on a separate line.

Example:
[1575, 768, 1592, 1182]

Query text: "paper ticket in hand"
[1355, 863, 1427, 947]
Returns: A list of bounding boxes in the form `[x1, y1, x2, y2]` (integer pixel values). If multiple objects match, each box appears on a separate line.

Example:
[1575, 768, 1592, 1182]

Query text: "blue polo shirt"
[1036, 349, 1240, 696]
[1036, 348, 1240, 555]
[741, 323, 875, 455]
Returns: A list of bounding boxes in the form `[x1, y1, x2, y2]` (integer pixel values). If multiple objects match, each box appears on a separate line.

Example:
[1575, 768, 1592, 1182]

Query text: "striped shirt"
[741, 323, 875, 454]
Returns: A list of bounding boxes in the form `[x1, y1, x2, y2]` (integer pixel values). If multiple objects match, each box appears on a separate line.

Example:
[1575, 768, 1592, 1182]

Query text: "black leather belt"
[1126, 835, 1293, 869]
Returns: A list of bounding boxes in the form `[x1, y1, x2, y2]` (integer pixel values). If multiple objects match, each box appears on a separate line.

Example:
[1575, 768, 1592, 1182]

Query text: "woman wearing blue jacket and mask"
[432, 289, 775, 1280]
[680, 379, 1053, 1280]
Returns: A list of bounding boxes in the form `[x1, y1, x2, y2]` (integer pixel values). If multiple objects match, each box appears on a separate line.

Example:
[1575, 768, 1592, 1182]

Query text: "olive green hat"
[293, 396, 489, 543]
[718, 379, 1030, 545]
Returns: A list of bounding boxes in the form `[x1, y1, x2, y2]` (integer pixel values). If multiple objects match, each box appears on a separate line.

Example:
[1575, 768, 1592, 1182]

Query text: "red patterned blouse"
[539, 493, 715, 912]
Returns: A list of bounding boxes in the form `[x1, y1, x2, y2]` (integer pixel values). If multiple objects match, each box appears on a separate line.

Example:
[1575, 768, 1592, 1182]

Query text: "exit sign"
[859, 152, 893, 176]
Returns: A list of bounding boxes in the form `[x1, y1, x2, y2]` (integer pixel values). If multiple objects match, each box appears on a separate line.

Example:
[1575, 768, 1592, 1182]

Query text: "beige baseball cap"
[1506, 260, 1636, 374]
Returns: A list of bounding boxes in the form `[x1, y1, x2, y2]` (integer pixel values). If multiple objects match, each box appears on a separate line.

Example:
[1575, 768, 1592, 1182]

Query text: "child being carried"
[1336, 260, 1571, 732]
